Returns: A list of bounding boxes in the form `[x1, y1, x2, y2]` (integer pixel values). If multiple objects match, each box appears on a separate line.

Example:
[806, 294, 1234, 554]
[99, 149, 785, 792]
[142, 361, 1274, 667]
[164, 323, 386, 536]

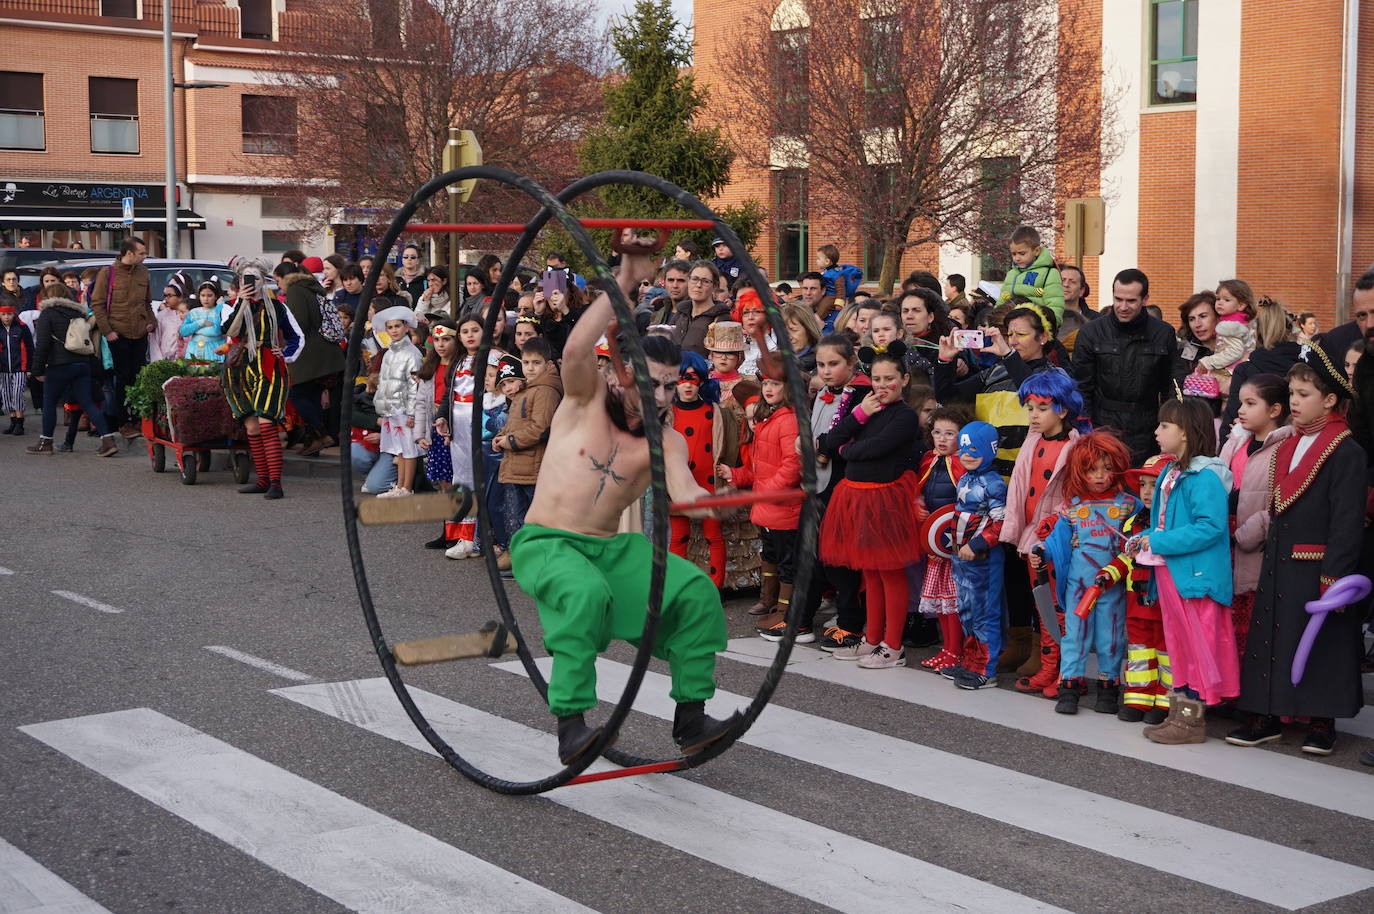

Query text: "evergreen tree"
[570, 0, 762, 258]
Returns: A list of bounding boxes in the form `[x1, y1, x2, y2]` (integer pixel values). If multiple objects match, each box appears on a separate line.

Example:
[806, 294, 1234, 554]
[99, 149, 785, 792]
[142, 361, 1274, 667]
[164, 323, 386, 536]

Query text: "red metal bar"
[405, 218, 716, 234]
[670, 488, 807, 514]
[564, 759, 686, 786]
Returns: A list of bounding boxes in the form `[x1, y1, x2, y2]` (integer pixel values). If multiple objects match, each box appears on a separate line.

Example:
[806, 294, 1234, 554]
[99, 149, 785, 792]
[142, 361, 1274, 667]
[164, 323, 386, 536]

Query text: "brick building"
[0, 0, 337, 261]
[693, 0, 1374, 329]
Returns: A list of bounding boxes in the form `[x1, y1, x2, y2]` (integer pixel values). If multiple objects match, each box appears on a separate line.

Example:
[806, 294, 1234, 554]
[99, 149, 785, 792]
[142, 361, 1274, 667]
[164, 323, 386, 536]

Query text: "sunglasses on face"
[402, 254, 418, 260]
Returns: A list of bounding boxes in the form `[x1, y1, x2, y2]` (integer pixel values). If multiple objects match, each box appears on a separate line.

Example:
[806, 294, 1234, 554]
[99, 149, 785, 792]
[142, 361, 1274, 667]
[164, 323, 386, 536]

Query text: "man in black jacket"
[1071, 268, 1185, 464]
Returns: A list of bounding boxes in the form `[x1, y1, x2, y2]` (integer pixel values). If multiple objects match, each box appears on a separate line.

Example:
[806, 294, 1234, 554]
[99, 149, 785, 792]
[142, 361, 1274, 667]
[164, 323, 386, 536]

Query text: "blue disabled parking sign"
[121, 196, 134, 225]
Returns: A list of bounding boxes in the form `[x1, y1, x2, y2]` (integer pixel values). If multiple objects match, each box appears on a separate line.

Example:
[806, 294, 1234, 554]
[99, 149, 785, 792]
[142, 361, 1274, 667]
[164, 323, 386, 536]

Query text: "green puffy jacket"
[999, 248, 1064, 321]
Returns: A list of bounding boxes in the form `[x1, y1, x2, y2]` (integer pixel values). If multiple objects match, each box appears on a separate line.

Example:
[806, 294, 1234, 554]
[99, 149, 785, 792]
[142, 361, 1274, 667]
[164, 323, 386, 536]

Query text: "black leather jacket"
[1071, 309, 1185, 461]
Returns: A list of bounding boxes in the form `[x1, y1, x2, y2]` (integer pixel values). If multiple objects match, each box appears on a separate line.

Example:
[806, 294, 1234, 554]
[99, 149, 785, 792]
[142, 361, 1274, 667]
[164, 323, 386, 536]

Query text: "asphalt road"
[2, 430, 1372, 914]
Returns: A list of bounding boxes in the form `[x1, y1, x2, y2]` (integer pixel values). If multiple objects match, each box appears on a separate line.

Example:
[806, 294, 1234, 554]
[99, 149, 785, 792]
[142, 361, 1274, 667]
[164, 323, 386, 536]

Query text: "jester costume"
[949, 422, 1007, 685]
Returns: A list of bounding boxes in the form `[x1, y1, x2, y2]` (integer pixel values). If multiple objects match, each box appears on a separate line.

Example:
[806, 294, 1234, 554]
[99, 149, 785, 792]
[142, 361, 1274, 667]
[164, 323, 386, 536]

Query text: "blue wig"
[1017, 367, 1083, 417]
[678, 350, 720, 405]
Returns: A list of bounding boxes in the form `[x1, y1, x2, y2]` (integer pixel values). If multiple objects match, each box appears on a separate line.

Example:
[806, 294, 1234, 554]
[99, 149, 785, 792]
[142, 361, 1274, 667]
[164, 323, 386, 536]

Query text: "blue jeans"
[478, 443, 510, 549]
[351, 442, 396, 493]
[41, 362, 108, 438]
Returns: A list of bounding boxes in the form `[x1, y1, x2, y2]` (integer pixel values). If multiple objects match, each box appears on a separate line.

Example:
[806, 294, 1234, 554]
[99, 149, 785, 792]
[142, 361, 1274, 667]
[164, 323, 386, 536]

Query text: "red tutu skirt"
[820, 472, 922, 571]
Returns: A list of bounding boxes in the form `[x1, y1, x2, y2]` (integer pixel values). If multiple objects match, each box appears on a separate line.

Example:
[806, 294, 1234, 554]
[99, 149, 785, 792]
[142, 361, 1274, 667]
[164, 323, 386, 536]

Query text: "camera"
[952, 328, 985, 349]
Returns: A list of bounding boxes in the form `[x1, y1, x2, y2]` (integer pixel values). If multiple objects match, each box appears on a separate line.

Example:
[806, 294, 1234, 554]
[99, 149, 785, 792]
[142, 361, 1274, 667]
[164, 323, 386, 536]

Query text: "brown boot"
[772, 581, 794, 617]
[747, 564, 779, 615]
[1142, 692, 1178, 737]
[95, 435, 119, 457]
[997, 626, 1033, 671]
[1145, 695, 1206, 745]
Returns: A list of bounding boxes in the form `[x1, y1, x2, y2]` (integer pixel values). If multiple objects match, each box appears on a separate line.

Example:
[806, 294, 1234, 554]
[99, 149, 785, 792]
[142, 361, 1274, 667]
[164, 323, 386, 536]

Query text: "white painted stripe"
[19, 709, 593, 914]
[494, 657, 1373, 910]
[203, 646, 315, 682]
[273, 679, 1069, 914]
[48, 591, 121, 615]
[0, 566, 14, 575]
[718, 638, 1374, 820]
[0, 836, 113, 914]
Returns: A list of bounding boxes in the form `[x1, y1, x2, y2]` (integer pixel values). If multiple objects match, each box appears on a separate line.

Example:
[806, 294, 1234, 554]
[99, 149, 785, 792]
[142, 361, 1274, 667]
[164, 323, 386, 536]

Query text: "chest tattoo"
[588, 442, 627, 502]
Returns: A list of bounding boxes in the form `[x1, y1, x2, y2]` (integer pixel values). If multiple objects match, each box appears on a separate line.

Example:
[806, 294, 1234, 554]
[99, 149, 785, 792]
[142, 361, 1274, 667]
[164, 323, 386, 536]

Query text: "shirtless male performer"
[510, 235, 736, 765]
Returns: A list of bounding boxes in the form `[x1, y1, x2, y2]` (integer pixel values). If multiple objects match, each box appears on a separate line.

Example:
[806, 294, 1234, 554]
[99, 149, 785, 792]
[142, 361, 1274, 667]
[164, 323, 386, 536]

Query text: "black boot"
[3, 417, 16, 434]
[902, 613, 940, 649]
[1093, 679, 1120, 714]
[556, 713, 604, 765]
[239, 482, 269, 494]
[13, 417, 24, 436]
[1055, 678, 1082, 715]
[423, 526, 455, 550]
[672, 701, 736, 754]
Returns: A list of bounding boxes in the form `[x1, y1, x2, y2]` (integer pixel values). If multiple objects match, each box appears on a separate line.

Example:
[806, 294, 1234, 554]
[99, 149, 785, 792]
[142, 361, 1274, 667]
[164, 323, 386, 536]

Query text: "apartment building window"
[89, 77, 139, 154]
[242, 95, 298, 156]
[240, 0, 273, 40]
[261, 196, 306, 218]
[773, 167, 808, 281]
[1149, 0, 1198, 105]
[0, 72, 44, 151]
[262, 230, 303, 254]
[977, 156, 1020, 282]
[101, 0, 138, 18]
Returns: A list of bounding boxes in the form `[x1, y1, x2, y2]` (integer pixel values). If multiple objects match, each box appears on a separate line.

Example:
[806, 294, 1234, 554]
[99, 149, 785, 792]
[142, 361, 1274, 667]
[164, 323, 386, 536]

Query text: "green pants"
[510, 523, 727, 717]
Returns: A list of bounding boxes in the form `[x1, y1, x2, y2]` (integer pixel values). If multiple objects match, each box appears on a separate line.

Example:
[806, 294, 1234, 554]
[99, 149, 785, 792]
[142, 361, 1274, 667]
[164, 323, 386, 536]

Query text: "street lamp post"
[162, 0, 227, 258]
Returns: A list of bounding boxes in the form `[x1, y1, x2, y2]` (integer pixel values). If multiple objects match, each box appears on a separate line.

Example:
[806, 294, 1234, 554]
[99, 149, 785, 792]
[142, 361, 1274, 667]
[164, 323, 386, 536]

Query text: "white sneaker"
[445, 540, 475, 559]
[832, 641, 879, 662]
[377, 486, 413, 499]
[858, 643, 906, 669]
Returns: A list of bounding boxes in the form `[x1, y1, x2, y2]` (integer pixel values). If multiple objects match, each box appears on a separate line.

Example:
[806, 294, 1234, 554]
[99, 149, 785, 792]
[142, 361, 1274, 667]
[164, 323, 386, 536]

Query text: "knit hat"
[496, 354, 523, 382]
[957, 421, 1000, 471]
[704, 320, 746, 353]
[301, 256, 325, 274]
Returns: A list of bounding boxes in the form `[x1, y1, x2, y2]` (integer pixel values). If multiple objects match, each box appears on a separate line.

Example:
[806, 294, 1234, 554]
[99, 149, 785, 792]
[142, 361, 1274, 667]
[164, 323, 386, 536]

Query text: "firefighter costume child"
[1035, 432, 1141, 715]
[945, 420, 1007, 689]
[1097, 454, 1177, 723]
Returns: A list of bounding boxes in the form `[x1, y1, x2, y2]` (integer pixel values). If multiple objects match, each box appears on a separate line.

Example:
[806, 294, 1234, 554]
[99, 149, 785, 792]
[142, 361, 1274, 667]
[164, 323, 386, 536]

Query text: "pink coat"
[733, 406, 801, 530]
[1000, 428, 1081, 554]
[1219, 423, 1293, 593]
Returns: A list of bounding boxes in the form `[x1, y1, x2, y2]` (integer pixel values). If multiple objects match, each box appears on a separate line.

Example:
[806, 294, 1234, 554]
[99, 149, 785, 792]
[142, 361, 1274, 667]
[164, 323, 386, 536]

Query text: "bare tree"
[247, 0, 607, 247]
[722, 0, 1119, 293]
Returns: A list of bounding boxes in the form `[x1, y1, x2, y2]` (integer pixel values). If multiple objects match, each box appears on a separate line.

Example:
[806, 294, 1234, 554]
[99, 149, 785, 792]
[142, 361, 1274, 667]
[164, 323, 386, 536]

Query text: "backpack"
[317, 294, 346, 343]
[60, 312, 95, 356]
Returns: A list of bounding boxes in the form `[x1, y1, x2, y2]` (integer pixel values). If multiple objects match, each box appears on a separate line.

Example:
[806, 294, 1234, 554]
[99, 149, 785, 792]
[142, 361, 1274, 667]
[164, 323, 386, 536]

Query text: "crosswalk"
[8, 645, 1374, 913]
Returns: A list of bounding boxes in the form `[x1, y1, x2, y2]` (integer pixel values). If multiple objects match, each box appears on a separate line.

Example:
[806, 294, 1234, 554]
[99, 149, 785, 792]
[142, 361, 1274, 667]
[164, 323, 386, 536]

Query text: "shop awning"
[0, 208, 205, 230]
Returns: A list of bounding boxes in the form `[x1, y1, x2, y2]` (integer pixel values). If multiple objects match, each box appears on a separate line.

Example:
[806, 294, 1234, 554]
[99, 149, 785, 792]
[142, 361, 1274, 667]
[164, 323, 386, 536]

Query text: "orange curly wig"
[1062, 430, 1132, 501]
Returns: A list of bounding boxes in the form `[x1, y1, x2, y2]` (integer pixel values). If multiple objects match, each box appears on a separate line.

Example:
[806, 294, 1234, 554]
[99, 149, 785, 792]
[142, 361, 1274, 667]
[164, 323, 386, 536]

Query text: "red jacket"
[733, 406, 801, 530]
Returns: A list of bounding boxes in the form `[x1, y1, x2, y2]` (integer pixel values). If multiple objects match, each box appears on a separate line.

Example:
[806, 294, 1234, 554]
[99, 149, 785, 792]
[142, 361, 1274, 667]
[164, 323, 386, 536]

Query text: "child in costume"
[1226, 347, 1367, 756]
[672, 351, 728, 589]
[1130, 397, 1235, 745]
[1098, 453, 1176, 723]
[1217, 373, 1293, 657]
[0, 301, 33, 435]
[705, 321, 746, 406]
[1033, 431, 1140, 714]
[797, 333, 871, 650]
[717, 352, 801, 624]
[821, 343, 922, 668]
[372, 305, 429, 499]
[181, 280, 225, 363]
[914, 405, 969, 671]
[417, 320, 459, 549]
[149, 274, 189, 361]
[1000, 367, 1083, 697]
[220, 260, 304, 500]
[943, 420, 1007, 688]
[435, 314, 485, 509]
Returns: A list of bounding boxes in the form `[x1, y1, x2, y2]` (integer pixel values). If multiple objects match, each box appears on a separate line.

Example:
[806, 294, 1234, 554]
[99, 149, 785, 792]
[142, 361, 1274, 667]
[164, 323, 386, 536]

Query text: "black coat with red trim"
[1239, 430, 1367, 719]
